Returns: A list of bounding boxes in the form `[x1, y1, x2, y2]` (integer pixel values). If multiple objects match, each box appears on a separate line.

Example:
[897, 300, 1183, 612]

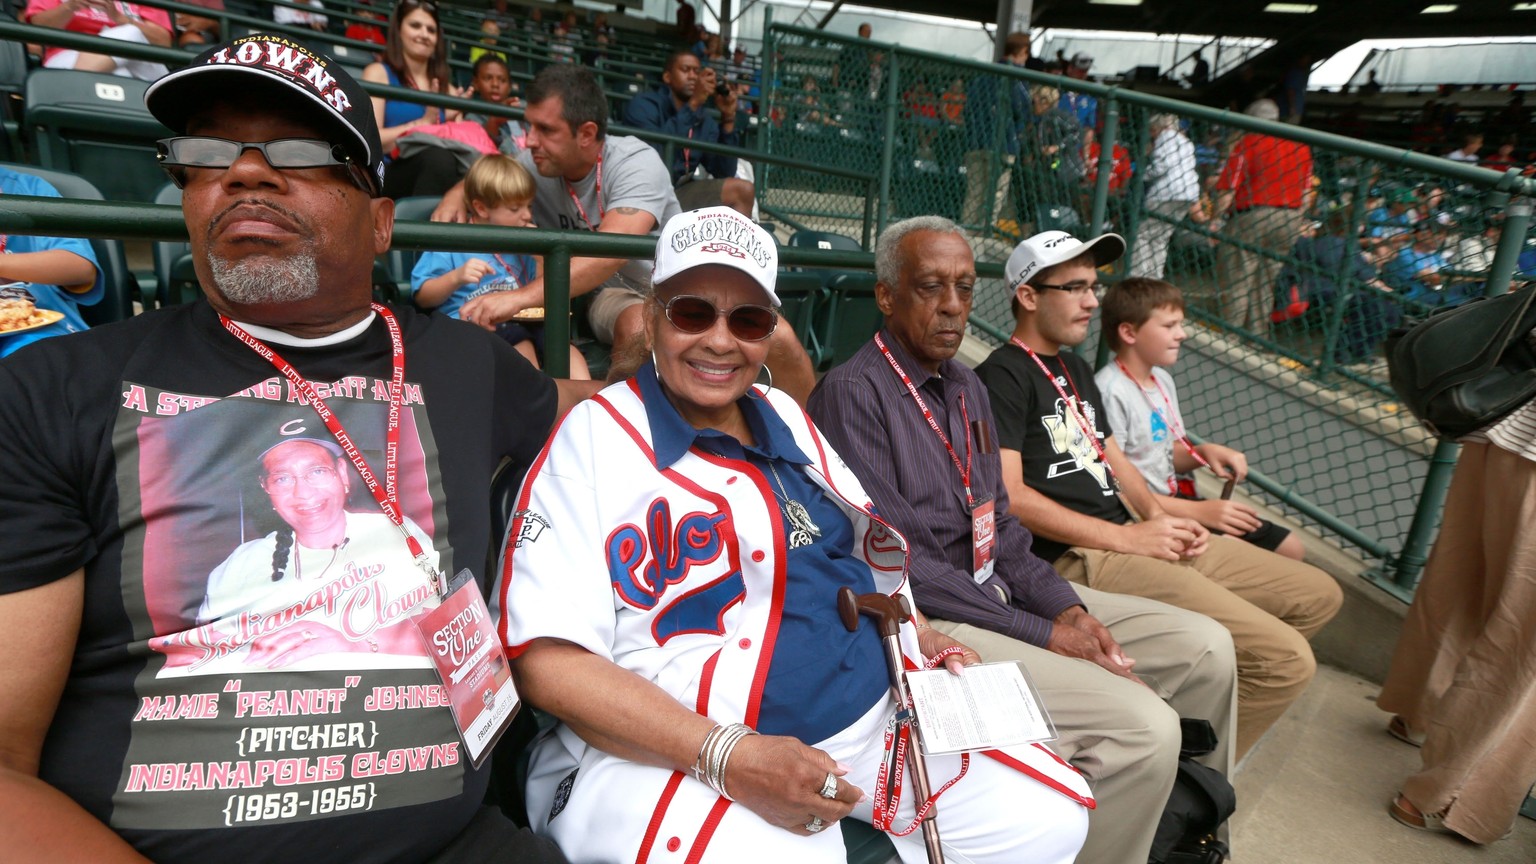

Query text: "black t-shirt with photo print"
[975, 343, 1130, 562]
[0, 299, 556, 863]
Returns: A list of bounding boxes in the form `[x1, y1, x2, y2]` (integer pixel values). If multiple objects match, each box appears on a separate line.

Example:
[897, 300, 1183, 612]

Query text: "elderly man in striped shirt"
[808, 215, 1238, 864]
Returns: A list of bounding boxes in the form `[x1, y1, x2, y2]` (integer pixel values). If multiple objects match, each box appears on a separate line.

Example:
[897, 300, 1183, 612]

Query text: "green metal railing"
[762, 19, 1536, 590]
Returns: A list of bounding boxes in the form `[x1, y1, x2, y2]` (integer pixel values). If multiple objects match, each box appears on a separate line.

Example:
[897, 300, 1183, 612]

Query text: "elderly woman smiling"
[495, 207, 1090, 863]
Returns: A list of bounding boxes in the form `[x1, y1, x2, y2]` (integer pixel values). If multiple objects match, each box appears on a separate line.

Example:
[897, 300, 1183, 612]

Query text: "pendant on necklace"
[783, 498, 821, 549]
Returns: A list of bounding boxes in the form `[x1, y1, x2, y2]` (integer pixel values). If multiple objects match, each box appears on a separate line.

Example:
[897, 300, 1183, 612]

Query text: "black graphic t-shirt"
[975, 344, 1129, 562]
[0, 300, 556, 863]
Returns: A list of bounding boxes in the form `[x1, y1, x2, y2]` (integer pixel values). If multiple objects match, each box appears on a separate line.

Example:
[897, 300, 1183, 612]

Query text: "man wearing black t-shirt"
[975, 229, 1342, 761]
[0, 37, 576, 863]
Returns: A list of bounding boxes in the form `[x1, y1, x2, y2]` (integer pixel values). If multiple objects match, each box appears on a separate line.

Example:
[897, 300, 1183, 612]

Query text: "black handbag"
[1148, 720, 1236, 864]
[1385, 284, 1536, 440]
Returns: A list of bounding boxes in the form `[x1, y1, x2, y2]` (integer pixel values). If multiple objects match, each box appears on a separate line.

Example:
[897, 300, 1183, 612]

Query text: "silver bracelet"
[692, 722, 756, 801]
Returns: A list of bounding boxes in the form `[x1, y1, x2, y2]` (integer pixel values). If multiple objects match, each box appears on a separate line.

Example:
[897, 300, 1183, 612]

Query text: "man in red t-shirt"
[1213, 98, 1313, 334]
[24, 0, 172, 80]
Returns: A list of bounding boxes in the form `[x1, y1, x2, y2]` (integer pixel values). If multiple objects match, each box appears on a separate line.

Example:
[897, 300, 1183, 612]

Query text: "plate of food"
[0, 304, 64, 336]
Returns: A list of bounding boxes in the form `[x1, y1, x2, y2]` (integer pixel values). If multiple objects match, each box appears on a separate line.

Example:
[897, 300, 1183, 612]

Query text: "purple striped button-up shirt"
[808, 330, 1083, 647]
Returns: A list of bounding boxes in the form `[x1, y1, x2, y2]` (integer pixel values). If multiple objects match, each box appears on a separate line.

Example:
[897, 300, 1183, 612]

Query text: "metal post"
[1087, 92, 1117, 237]
[760, 6, 775, 194]
[1379, 198, 1533, 592]
[863, 178, 877, 249]
[876, 50, 900, 236]
[1317, 161, 1372, 377]
[544, 245, 572, 379]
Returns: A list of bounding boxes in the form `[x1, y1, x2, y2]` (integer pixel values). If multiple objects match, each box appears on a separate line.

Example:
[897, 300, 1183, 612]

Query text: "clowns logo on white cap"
[206, 37, 352, 113]
[653, 207, 780, 305]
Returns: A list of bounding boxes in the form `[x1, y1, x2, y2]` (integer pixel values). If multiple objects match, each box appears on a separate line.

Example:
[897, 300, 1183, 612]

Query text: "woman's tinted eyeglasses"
[661, 295, 777, 342]
[156, 136, 377, 195]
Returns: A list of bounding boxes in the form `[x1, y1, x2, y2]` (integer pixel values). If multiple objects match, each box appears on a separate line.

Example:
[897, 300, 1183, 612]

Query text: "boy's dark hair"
[472, 53, 511, 77]
[526, 65, 609, 140]
[1101, 277, 1186, 351]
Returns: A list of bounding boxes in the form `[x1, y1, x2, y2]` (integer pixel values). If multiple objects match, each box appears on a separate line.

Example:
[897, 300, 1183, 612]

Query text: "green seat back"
[24, 70, 170, 203]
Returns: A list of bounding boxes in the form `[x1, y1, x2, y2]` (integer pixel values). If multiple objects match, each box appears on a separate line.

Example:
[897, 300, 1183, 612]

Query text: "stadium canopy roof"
[855, 0, 1536, 42]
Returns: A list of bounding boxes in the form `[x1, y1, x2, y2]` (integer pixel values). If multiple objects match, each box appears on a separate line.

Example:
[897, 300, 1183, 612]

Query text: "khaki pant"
[1378, 442, 1536, 843]
[1215, 206, 1303, 336]
[931, 585, 1237, 864]
[1055, 535, 1341, 759]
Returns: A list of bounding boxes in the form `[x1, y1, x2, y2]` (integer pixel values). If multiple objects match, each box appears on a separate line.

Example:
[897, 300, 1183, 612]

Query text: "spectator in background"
[1360, 70, 1383, 96]
[483, 0, 514, 31]
[1279, 55, 1310, 124]
[1079, 125, 1130, 227]
[1027, 83, 1085, 216]
[1445, 132, 1484, 164]
[362, 0, 472, 199]
[1365, 188, 1417, 268]
[1132, 113, 1200, 279]
[675, 0, 696, 45]
[1384, 220, 1459, 306]
[1481, 136, 1524, 172]
[1213, 98, 1313, 335]
[468, 18, 506, 66]
[622, 50, 754, 216]
[1450, 215, 1501, 275]
[173, 0, 223, 48]
[1059, 53, 1098, 129]
[0, 166, 102, 358]
[797, 74, 836, 127]
[1275, 206, 1400, 365]
[592, 12, 616, 42]
[273, 0, 327, 32]
[961, 31, 1033, 230]
[1186, 50, 1210, 87]
[24, 0, 172, 79]
[344, 0, 386, 48]
[941, 76, 966, 125]
[465, 54, 525, 155]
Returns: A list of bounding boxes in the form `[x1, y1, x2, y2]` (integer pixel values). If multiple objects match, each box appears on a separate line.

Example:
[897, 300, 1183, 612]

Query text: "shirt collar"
[637, 360, 811, 469]
[877, 327, 960, 391]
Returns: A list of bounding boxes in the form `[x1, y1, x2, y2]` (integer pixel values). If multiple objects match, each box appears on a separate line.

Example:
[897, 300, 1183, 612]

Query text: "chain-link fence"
[760, 19, 1536, 587]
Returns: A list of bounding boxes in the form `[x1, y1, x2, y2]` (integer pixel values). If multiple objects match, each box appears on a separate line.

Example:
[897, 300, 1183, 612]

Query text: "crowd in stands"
[2, 14, 1535, 861]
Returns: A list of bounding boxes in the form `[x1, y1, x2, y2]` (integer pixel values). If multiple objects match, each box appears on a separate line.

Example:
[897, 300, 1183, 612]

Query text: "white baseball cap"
[1005, 230, 1125, 290]
[1071, 52, 1093, 69]
[652, 207, 780, 307]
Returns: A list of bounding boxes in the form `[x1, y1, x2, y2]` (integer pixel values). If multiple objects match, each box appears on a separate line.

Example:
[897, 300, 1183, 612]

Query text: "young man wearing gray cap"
[974, 229, 1342, 763]
[0, 36, 573, 861]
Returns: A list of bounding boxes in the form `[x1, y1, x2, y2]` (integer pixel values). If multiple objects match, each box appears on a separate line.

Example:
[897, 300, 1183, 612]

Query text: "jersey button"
[726, 476, 738, 484]
[666, 837, 680, 852]
[751, 550, 765, 562]
[739, 638, 752, 649]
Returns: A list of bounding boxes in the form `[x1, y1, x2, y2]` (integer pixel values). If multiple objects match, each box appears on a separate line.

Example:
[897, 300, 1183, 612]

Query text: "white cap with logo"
[1005, 230, 1125, 290]
[652, 207, 780, 307]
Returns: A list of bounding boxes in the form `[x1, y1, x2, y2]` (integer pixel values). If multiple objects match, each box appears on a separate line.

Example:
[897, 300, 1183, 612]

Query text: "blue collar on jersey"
[638, 359, 811, 470]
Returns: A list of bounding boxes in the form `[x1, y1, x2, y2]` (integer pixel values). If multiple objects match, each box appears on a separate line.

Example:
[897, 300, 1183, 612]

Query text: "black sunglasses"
[661, 295, 777, 342]
[157, 136, 377, 195]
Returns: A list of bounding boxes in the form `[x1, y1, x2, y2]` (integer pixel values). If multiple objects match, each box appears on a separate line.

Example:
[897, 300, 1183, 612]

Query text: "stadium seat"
[0, 15, 26, 160]
[383, 195, 441, 301]
[24, 70, 170, 203]
[822, 272, 882, 368]
[774, 270, 828, 368]
[1, 161, 139, 325]
[150, 183, 200, 308]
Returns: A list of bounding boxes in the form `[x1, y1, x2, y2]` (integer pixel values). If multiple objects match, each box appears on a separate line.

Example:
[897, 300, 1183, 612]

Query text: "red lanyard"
[1010, 337, 1116, 483]
[491, 253, 524, 285]
[1113, 359, 1210, 490]
[875, 333, 974, 504]
[219, 304, 444, 594]
[564, 152, 603, 230]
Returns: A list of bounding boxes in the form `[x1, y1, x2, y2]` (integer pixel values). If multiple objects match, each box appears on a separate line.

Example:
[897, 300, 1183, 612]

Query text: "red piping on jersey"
[682, 796, 734, 864]
[634, 770, 687, 864]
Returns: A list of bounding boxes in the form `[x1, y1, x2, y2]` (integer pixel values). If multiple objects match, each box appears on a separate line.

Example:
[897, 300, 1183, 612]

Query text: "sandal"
[1389, 793, 1455, 835]
[1387, 715, 1425, 747]
[1389, 794, 1512, 842]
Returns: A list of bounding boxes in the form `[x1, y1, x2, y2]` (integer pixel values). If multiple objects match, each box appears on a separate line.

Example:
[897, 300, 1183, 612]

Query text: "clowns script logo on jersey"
[605, 498, 744, 644]
[205, 37, 353, 113]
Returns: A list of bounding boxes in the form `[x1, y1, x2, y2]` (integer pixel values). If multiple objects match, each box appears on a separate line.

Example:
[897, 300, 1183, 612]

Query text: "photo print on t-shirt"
[105, 375, 468, 831]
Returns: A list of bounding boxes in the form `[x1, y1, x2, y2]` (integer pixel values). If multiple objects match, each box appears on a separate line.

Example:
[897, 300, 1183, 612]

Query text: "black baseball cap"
[145, 35, 385, 195]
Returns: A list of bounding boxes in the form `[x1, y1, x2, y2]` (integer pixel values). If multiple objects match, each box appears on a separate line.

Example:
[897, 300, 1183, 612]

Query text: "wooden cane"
[837, 587, 946, 864]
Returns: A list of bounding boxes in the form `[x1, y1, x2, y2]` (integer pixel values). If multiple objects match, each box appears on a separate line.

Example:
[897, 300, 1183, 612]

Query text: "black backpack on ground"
[1149, 719, 1237, 864]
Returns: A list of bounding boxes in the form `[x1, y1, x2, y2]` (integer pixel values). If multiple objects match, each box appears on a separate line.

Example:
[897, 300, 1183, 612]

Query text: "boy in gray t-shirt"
[1095, 278, 1304, 560]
